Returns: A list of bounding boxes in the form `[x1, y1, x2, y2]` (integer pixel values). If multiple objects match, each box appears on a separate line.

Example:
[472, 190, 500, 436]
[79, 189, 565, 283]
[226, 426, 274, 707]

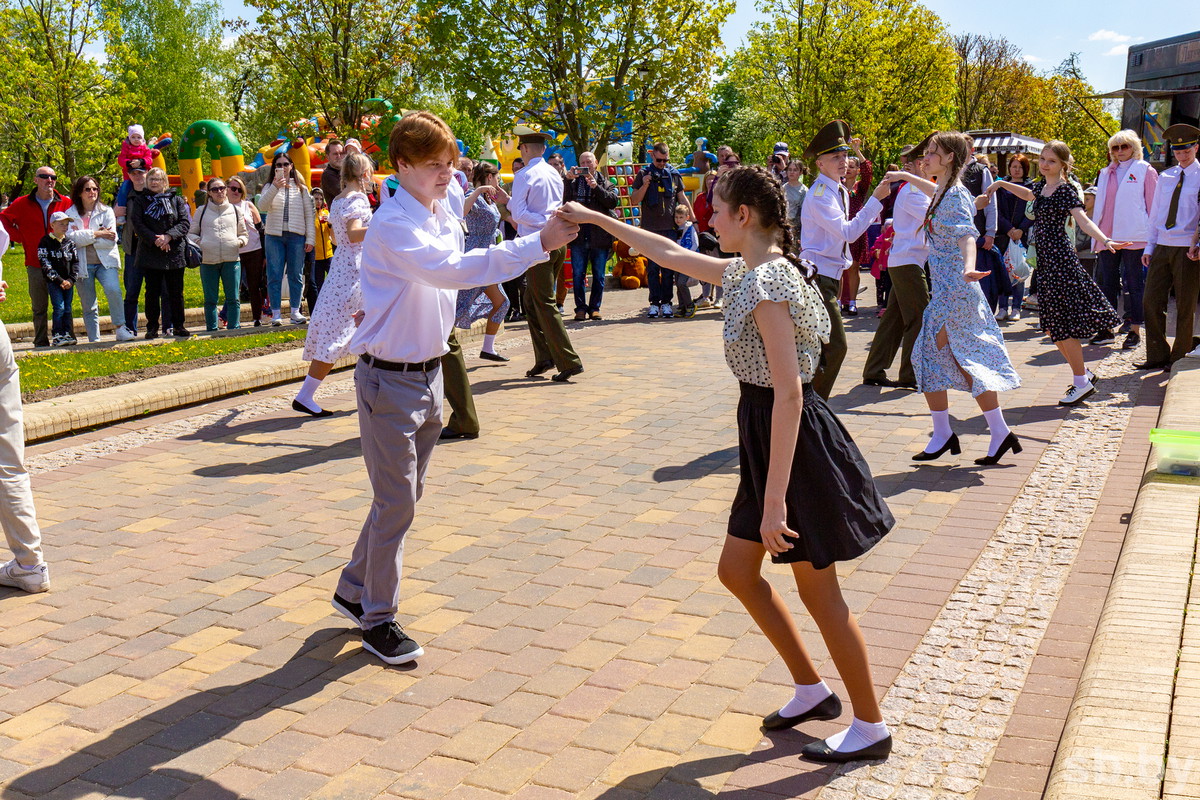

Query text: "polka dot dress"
[1030, 181, 1121, 342]
[721, 257, 830, 387]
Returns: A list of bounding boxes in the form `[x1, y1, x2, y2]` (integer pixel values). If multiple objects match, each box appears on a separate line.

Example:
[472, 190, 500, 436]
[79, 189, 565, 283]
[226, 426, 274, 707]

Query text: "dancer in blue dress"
[884, 132, 1022, 465]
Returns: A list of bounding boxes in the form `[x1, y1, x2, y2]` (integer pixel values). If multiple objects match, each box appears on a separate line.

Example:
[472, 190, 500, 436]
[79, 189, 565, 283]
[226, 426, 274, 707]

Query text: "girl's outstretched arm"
[558, 202, 731, 285]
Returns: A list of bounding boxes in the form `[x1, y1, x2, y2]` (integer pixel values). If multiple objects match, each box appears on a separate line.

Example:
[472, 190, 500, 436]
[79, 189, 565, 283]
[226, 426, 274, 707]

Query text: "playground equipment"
[176, 120, 246, 206]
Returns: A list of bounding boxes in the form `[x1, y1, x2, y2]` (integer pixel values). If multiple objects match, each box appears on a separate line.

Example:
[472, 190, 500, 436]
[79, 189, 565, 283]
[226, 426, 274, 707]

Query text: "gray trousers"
[0, 323, 43, 566]
[337, 359, 442, 629]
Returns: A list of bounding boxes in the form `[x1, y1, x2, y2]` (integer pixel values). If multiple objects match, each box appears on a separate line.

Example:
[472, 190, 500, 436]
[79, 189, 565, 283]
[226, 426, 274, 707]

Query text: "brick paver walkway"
[0, 282, 1162, 798]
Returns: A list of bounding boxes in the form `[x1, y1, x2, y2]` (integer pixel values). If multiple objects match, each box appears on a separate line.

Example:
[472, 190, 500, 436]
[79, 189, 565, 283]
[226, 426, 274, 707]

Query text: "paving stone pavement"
[0, 282, 1165, 798]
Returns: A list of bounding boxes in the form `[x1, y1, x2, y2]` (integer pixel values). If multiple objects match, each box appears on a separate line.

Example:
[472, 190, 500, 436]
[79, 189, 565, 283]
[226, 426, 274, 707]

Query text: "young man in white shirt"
[1139, 124, 1200, 368]
[862, 139, 932, 390]
[331, 112, 578, 664]
[506, 125, 584, 382]
[800, 120, 889, 399]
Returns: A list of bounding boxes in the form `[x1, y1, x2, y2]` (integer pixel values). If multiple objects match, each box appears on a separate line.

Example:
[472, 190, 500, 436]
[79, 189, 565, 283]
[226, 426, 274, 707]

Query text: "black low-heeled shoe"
[762, 692, 843, 731]
[974, 432, 1022, 465]
[911, 433, 960, 461]
[551, 366, 584, 383]
[801, 734, 892, 763]
[525, 360, 554, 378]
[292, 399, 333, 418]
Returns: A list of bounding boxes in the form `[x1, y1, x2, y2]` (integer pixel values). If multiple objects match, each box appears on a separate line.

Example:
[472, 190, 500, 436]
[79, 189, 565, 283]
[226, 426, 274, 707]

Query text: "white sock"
[779, 680, 833, 717]
[982, 407, 1010, 455]
[295, 376, 322, 411]
[824, 716, 890, 753]
[272, 309, 282, 320]
[1072, 373, 1088, 389]
[924, 409, 953, 453]
[482, 334, 497, 354]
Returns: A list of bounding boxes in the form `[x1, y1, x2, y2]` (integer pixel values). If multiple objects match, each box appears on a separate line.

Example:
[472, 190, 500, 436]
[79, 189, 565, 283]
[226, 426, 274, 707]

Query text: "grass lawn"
[17, 329, 306, 395]
[2, 247, 208, 325]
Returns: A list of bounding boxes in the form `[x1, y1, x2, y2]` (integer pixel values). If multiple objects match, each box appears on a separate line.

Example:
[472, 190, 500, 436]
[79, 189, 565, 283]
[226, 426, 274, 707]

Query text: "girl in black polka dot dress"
[980, 140, 1127, 406]
[560, 166, 895, 764]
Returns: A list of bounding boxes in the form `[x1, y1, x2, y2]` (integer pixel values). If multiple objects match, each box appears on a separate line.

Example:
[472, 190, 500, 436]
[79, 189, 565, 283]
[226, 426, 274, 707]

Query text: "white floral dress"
[302, 192, 371, 363]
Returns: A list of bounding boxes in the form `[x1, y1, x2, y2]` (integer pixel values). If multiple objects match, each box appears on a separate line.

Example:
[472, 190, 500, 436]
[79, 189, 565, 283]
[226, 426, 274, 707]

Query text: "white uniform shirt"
[1146, 161, 1200, 254]
[799, 172, 883, 280]
[507, 156, 563, 237]
[348, 183, 547, 364]
[888, 182, 932, 268]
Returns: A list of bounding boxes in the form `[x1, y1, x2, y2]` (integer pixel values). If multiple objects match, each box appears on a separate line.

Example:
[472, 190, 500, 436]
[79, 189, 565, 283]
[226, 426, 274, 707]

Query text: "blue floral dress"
[914, 185, 1021, 396]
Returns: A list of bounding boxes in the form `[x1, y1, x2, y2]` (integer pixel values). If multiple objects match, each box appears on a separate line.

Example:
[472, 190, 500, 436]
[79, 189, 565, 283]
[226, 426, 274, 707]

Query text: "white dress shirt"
[349, 183, 548, 364]
[888, 182, 932, 268]
[507, 156, 563, 237]
[799, 173, 883, 280]
[1146, 161, 1200, 254]
[978, 169, 997, 237]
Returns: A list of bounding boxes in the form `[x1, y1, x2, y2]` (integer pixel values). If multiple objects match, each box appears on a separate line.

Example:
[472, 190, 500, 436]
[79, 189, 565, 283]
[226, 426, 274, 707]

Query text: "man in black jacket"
[564, 151, 619, 320]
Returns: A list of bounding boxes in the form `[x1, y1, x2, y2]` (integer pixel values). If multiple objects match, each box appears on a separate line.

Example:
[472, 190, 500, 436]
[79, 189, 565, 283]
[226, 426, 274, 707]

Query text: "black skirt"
[728, 382, 893, 567]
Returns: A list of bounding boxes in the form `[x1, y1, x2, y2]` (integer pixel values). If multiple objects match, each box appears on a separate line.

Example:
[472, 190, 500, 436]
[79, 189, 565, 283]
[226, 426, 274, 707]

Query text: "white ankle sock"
[482, 334, 497, 354]
[1072, 373, 1089, 389]
[982, 407, 1010, 455]
[824, 716, 890, 753]
[778, 680, 832, 717]
[296, 376, 323, 411]
[924, 410, 952, 453]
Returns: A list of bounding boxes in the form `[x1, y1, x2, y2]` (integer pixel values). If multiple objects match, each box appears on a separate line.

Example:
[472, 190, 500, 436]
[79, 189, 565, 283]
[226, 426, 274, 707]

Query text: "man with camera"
[564, 151, 619, 321]
[630, 142, 694, 318]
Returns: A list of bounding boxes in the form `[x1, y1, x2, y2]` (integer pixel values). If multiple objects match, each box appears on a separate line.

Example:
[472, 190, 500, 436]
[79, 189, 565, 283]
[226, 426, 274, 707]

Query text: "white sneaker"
[114, 327, 136, 343]
[695, 298, 713, 309]
[1187, 346, 1200, 358]
[647, 304, 659, 318]
[289, 313, 307, 324]
[1010, 309, 1021, 321]
[271, 317, 283, 327]
[0, 560, 50, 593]
[661, 303, 674, 318]
[1058, 380, 1095, 406]
[713, 299, 723, 310]
[994, 308, 1008, 321]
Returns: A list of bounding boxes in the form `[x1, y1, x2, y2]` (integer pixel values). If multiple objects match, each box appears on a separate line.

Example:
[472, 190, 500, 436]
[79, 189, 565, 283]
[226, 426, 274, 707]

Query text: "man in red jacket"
[0, 166, 72, 347]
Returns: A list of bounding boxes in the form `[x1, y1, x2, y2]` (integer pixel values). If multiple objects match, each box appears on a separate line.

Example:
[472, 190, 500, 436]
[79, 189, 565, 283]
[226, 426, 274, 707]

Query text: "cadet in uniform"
[800, 120, 887, 398]
[1138, 124, 1200, 369]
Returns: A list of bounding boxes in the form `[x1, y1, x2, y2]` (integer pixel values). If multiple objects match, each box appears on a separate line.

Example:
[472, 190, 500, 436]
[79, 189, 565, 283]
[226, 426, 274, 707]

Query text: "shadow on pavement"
[192, 436, 360, 477]
[652, 447, 739, 482]
[1, 627, 387, 799]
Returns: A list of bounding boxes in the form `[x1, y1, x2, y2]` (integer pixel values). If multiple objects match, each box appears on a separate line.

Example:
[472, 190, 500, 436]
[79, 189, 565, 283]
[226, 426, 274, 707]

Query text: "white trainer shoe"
[290, 313, 308, 324]
[0, 560, 50, 593]
[647, 304, 659, 318]
[114, 327, 136, 343]
[661, 303, 674, 318]
[1058, 381, 1095, 406]
[994, 308, 1008, 321]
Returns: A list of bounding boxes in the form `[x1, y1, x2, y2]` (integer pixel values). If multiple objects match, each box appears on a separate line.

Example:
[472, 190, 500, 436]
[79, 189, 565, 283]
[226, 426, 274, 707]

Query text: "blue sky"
[218, 0, 1187, 95]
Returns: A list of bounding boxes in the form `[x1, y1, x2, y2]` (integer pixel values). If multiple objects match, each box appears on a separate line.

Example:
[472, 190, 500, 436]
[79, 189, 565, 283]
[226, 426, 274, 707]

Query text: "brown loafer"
[589, 312, 602, 321]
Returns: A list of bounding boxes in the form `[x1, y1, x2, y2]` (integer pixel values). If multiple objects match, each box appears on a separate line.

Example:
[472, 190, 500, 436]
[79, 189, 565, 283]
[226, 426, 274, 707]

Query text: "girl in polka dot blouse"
[559, 166, 896, 763]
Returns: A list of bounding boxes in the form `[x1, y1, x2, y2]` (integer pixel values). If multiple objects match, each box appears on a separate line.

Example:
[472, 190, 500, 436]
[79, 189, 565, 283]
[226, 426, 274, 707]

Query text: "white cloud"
[1105, 44, 1130, 57]
[1023, 54, 1044, 63]
[1090, 29, 1132, 43]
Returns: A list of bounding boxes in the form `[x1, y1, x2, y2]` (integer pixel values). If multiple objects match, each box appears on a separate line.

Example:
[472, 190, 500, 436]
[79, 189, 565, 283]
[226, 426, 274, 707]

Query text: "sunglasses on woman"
[208, 185, 227, 193]
[228, 186, 244, 194]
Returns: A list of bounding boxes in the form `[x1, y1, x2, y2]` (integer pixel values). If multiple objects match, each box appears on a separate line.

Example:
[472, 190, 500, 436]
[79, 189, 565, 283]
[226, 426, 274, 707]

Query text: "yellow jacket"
[313, 207, 334, 260]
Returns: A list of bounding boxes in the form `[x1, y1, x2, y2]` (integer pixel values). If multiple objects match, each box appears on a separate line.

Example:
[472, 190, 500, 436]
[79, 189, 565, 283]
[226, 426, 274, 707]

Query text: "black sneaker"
[362, 621, 423, 665]
[1090, 330, 1115, 345]
[1121, 330, 1140, 350]
[331, 593, 363, 626]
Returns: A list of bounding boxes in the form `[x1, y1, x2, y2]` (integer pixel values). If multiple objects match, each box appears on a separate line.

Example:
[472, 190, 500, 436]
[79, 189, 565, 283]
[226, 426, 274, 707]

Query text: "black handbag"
[185, 204, 208, 268]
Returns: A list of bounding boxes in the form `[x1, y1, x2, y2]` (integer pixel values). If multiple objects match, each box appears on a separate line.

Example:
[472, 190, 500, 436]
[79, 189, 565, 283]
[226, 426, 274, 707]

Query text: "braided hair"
[714, 164, 816, 282]
[921, 131, 972, 233]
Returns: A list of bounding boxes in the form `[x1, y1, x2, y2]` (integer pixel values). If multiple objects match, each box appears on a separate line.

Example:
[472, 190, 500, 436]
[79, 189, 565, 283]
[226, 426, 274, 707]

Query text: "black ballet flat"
[762, 693, 843, 731]
[292, 399, 333, 418]
[479, 351, 510, 363]
[801, 734, 892, 763]
[974, 432, 1022, 465]
[911, 433, 960, 461]
[551, 366, 584, 383]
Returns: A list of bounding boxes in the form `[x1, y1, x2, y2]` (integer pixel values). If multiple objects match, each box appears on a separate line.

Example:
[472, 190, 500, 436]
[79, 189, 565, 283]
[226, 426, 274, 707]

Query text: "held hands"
[493, 186, 510, 204]
[871, 180, 892, 200]
[760, 499, 798, 556]
[60, 279, 72, 290]
[540, 213, 580, 252]
[556, 201, 598, 226]
[974, 194, 990, 210]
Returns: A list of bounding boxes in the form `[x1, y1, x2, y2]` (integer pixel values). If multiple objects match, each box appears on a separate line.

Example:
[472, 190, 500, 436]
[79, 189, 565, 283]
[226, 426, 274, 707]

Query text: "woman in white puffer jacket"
[187, 179, 247, 331]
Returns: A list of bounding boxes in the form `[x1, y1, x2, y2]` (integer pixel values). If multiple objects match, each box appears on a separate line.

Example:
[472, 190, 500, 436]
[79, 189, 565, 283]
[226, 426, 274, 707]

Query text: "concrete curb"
[1043, 359, 1200, 800]
[21, 315, 493, 444]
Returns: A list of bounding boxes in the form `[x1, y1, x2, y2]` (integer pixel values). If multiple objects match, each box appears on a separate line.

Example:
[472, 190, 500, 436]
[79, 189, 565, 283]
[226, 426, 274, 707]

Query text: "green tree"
[729, 0, 956, 165]
[1036, 54, 1118, 182]
[230, 0, 435, 145]
[436, 0, 733, 161]
[105, 0, 229, 172]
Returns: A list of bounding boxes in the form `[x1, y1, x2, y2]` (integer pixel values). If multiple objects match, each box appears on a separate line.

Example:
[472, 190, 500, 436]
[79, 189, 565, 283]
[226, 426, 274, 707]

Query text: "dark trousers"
[1143, 245, 1200, 364]
[24, 267, 49, 347]
[123, 255, 172, 333]
[570, 244, 608, 313]
[812, 275, 847, 400]
[1096, 248, 1146, 326]
[645, 261, 676, 305]
[144, 269, 184, 333]
[503, 277, 525, 318]
[979, 243, 1010, 310]
[311, 257, 332, 306]
[241, 248, 266, 322]
[440, 331, 479, 435]
[523, 247, 582, 371]
[862, 264, 929, 385]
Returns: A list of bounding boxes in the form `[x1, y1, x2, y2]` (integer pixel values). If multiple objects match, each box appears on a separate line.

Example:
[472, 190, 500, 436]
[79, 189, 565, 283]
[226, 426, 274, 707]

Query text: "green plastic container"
[1149, 428, 1200, 476]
